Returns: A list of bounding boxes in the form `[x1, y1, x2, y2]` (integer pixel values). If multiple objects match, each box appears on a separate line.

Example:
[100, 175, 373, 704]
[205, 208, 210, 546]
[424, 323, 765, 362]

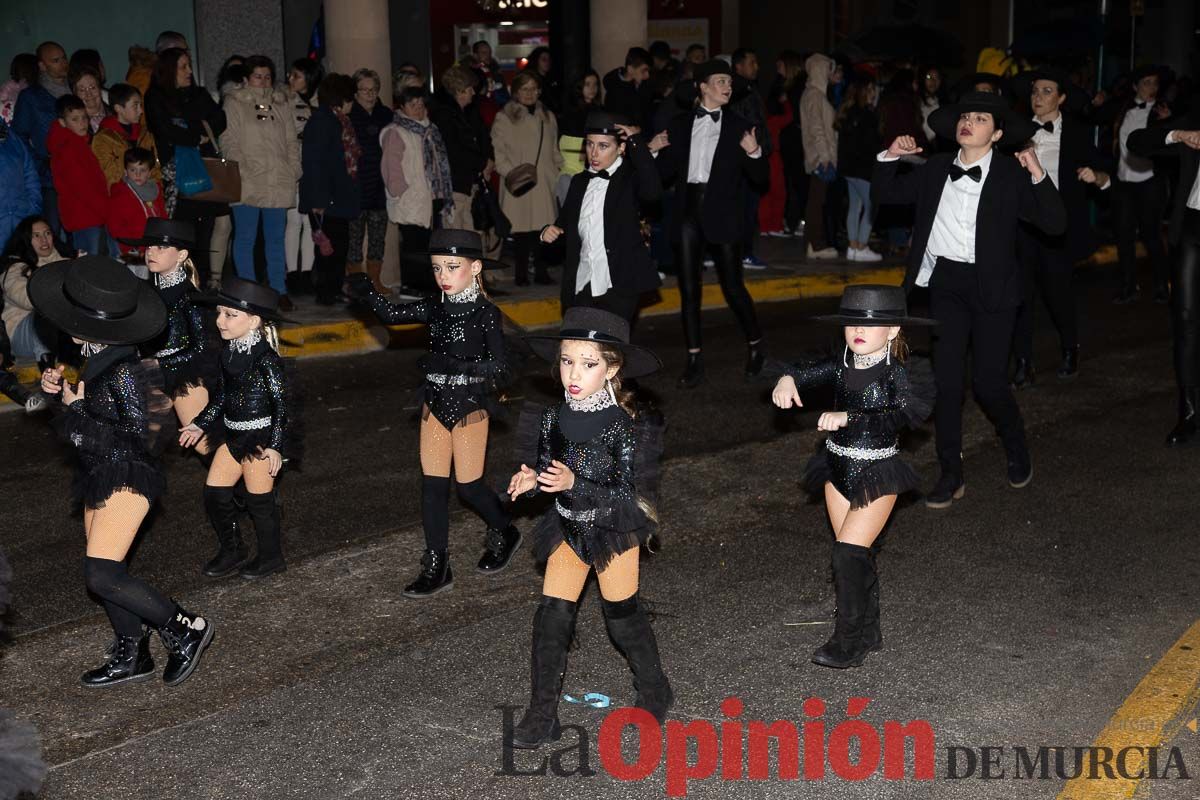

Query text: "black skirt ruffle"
[160, 350, 221, 398]
[73, 459, 166, 509]
[803, 447, 921, 509]
[532, 500, 654, 572]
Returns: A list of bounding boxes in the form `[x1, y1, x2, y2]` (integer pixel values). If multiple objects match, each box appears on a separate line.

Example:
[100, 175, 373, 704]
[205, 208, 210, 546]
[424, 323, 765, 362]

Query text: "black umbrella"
[844, 24, 964, 67]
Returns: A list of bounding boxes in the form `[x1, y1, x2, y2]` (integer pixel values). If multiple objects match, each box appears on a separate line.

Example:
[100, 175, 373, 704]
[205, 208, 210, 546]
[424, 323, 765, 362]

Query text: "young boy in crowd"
[107, 146, 165, 259]
[93, 83, 159, 187]
[47, 95, 108, 255]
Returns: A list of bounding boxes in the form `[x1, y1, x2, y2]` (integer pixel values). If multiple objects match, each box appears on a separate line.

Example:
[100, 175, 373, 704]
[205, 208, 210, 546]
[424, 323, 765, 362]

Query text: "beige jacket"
[381, 118, 433, 228]
[800, 54, 838, 172]
[3, 252, 66, 339]
[491, 101, 563, 232]
[220, 85, 301, 208]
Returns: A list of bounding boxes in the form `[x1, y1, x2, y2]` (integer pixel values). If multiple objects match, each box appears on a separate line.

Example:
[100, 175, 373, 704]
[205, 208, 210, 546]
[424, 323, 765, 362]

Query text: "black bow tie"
[695, 108, 720, 123]
[1038, 120, 1055, 133]
[948, 164, 983, 182]
[588, 169, 610, 180]
[1135, 101, 1148, 110]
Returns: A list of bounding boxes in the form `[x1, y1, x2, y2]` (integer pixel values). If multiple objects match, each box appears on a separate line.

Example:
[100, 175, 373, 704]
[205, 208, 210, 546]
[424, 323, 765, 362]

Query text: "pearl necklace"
[230, 328, 262, 354]
[155, 264, 189, 289]
[565, 387, 616, 412]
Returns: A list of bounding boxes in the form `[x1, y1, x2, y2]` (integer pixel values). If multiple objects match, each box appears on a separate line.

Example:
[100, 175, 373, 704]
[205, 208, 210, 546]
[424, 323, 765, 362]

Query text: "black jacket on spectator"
[656, 106, 769, 245]
[299, 105, 361, 220]
[730, 76, 772, 158]
[836, 106, 881, 181]
[1128, 111, 1199, 246]
[551, 133, 663, 309]
[144, 85, 226, 164]
[349, 101, 393, 211]
[430, 93, 494, 196]
[603, 68, 653, 130]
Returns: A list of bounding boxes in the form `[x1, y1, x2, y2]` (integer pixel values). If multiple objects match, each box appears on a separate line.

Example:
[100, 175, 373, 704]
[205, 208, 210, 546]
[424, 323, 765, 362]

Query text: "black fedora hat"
[693, 59, 732, 84]
[951, 71, 1008, 100]
[29, 255, 167, 345]
[525, 307, 663, 379]
[195, 277, 294, 322]
[813, 284, 936, 327]
[928, 91, 1039, 150]
[1010, 67, 1090, 114]
[583, 110, 630, 136]
[117, 218, 196, 250]
[420, 228, 506, 270]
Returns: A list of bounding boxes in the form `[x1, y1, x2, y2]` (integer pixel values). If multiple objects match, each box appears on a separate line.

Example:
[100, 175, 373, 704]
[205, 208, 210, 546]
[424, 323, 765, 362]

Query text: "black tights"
[84, 557, 173, 637]
[677, 221, 762, 350]
[421, 475, 510, 552]
[1174, 216, 1200, 388]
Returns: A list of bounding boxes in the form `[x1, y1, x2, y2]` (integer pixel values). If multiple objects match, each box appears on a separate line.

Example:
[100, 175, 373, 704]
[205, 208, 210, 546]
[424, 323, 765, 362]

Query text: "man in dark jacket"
[11, 41, 70, 240]
[430, 65, 496, 247]
[730, 48, 772, 268]
[603, 48, 653, 131]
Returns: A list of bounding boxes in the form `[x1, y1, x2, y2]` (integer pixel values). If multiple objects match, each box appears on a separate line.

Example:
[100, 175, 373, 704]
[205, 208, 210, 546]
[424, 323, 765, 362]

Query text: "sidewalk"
[1, 235, 1123, 401]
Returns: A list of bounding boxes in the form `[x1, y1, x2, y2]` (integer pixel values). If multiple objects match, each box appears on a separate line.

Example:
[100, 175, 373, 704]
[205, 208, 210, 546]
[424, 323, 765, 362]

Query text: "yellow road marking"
[1057, 618, 1200, 799]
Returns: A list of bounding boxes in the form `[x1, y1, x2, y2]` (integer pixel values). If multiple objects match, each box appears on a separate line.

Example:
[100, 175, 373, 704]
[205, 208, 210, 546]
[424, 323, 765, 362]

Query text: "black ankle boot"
[1056, 346, 1079, 379]
[1166, 387, 1199, 446]
[202, 486, 249, 577]
[1011, 357, 1034, 389]
[513, 597, 577, 749]
[678, 352, 705, 389]
[80, 632, 155, 688]
[403, 549, 453, 598]
[239, 491, 286, 579]
[603, 594, 674, 723]
[811, 542, 872, 669]
[477, 524, 522, 574]
[744, 341, 766, 379]
[157, 604, 214, 686]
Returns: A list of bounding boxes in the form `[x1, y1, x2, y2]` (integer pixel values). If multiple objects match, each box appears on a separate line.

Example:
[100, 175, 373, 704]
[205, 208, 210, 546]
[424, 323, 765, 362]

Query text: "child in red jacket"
[47, 95, 109, 256]
[108, 147, 166, 258]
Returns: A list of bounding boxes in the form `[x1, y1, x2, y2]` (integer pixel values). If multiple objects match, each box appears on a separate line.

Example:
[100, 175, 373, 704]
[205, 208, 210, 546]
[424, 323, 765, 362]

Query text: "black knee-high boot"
[202, 486, 248, 577]
[406, 476, 453, 598]
[457, 478, 522, 574]
[240, 490, 286, 579]
[602, 593, 673, 723]
[861, 543, 882, 653]
[812, 542, 873, 668]
[513, 596, 578, 749]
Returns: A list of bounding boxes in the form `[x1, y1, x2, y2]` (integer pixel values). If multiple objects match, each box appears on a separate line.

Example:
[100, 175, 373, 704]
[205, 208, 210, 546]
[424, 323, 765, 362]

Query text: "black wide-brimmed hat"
[693, 59, 733, 84]
[28, 255, 167, 345]
[525, 307, 662, 379]
[1010, 67, 1090, 114]
[928, 90, 1039, 150]
[196, 277, 294, 322]
[117, 217, 196, 249]
[583, 110, 630, 135]
[1131, 63, 1167, 83]
[951, 71, 1008, 100]
[813, 284, 936, 327]
[419, 228, 506, 270]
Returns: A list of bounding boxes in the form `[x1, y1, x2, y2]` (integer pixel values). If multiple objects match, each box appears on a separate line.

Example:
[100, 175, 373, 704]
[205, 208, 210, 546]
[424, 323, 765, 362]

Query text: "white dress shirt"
[1118, 103, 1155, 183]
[1165, 130, 1200, 210]
[1031, 114, 1062, 189]
[688, 107, 722, 183]
[576, 156, 622, 296]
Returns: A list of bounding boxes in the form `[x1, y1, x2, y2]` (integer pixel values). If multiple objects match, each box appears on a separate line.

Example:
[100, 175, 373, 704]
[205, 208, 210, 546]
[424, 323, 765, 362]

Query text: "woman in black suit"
[873, 92, 1066, 508]
[540, 112, 664, 323]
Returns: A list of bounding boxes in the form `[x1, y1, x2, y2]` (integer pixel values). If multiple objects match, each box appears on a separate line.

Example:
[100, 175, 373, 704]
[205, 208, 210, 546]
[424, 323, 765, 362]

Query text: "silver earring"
[843, 345, 849, 367]
[886, 339, 893, 365]
[606, 378, 617, 404]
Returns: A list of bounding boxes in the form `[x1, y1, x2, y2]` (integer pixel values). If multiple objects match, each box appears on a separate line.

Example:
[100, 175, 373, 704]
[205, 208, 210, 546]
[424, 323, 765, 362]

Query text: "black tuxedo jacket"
[656, 107, 769, 244]
[872, 151, 1067, 310]
[1128, 114, 1200, 246]
[1041, 113, 1114, 261]
[552, 134, 663, 308]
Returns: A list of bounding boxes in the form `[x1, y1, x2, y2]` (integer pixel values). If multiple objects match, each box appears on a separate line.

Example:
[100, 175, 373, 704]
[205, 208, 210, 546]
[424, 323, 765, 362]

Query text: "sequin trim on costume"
[826, 440, 900, 460]
[555, 499, 597, 522]
[81, 342, 107, 358]
[565, 388, 616, 413]
[446, 283, 480, 304]
[427, 373, 485, 386]
[155, 265, 189, 290]
[155, 345, 184, 358]
[225, 416, 272, 430]
[230, 328, 262, 354]
[852, 349, 888, 369]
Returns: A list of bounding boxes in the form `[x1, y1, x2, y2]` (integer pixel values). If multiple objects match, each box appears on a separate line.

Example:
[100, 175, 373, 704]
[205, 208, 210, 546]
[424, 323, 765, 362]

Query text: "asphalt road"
[2, 267, 1198, 799]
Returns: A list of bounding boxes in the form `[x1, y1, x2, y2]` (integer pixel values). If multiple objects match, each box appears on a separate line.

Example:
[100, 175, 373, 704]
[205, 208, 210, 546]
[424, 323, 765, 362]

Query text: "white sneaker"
[807, 245, 839, 261]
[856, 247, 883, 262]
[703, 257, 714, 267]
[846, 248, 859, 262]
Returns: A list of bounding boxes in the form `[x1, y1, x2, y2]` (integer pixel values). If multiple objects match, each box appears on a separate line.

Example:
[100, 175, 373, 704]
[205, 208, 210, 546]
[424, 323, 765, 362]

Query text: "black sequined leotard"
[53, 345, 168, 509]
[778, 357, 933, 508]
[142, 268, 219, 396]
[359, 287, 511, 429]
[193, 336, 296, 462]
[517, 399, 663, 570]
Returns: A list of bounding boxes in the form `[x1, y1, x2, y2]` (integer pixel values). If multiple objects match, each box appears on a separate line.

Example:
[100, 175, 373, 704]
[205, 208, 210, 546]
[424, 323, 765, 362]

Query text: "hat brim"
[525, 335, 663, 379]
[812, 313, 938, 327]
[411, 250, 508, 271]
[116, 235, 195, 249]
[28, 260, 168, 345]
[927, 103, 1039, 150]
[193, 291, 295, 323]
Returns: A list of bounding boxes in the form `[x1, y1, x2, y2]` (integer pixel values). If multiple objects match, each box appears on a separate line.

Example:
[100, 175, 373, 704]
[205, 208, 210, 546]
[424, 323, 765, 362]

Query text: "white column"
[325, 0, 393, 103]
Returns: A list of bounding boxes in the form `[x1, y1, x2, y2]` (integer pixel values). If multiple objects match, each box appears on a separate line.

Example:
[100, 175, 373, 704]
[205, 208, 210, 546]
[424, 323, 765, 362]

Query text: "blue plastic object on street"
[562, 692, 611, 709]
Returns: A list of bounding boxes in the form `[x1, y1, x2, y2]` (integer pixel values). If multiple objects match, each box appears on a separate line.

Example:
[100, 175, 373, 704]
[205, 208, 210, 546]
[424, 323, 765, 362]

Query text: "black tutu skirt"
[159, 350, 221, 398]
[72, 460, 166, 510]
[802, 447, 921, 509]
[532, 500, 654, 571]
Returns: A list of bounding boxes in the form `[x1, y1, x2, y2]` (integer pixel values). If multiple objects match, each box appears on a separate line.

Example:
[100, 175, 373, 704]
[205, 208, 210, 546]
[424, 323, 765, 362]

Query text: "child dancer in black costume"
[346, 228, 520, 598]
[180, 278, 299, 579]
[771, 285, 934, 669]
[32, 256, 214, 688]
[122, 219, 220, 456]
[506, 307, 671, 749]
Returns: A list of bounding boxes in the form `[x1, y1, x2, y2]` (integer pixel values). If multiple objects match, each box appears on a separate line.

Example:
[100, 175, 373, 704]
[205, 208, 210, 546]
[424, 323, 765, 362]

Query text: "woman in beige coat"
[221, 55, 301, 306]
[491, 71, 562, 285]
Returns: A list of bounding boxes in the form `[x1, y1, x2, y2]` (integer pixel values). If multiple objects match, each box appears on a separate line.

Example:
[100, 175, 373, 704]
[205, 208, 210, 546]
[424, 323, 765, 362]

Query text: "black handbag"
[472, 174, 512, 238]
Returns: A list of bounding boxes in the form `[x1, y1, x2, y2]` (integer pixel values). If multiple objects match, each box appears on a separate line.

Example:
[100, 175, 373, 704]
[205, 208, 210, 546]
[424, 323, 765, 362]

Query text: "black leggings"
[677, 219, 762, 350]
[1115, 177, 1169, 293]
[84, 556, 174, 637]
[511, 232, 546, 280]
[1174, 214, 1200, 388]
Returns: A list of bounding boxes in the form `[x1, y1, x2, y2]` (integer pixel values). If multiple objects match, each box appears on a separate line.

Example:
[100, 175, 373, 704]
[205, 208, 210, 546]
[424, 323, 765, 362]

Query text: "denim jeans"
[10, 314, 51, 361]
[71, 225, 105, 256]
[232, 205, 288, 294]
[845, 177, 873, 244]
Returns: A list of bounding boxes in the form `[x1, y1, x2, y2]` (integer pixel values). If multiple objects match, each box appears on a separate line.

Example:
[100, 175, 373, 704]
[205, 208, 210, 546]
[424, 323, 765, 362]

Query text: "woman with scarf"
[299, 73, 361, 306]
[382, 86, 454, 296]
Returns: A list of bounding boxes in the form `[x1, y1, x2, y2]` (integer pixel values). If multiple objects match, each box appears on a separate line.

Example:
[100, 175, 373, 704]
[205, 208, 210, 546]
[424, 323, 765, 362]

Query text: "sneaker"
[1005, 443, 1033, 489]
[846, 248, 859, 262]
[855, 248, 883, 262]
[742, 254, 768, 270]
[764, 230, 789, 238]
[925, 473, 965, 509]
[702, 257, 714, 268]
[807, 245, 839, 261]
